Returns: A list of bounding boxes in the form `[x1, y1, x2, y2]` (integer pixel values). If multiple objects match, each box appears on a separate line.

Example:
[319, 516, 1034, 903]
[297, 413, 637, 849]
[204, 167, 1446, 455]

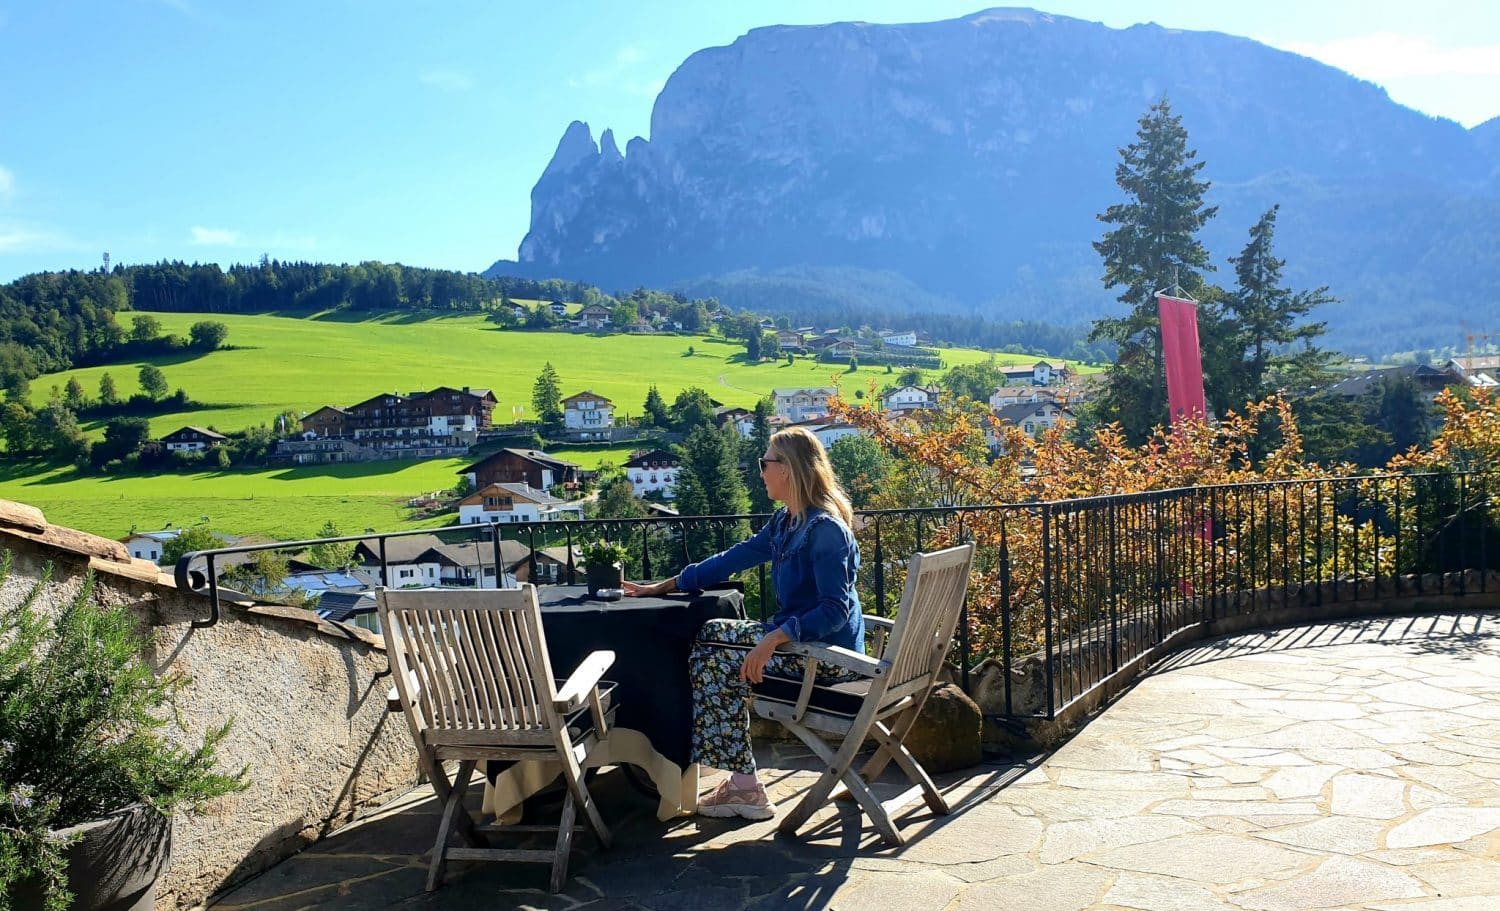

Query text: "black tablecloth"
[518, 586, 743, 769]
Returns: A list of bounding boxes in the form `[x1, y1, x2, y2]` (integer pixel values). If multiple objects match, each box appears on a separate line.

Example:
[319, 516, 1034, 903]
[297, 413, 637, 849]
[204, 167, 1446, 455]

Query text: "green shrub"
[580, 539, 628, 568]
[0, 553, 249, 911]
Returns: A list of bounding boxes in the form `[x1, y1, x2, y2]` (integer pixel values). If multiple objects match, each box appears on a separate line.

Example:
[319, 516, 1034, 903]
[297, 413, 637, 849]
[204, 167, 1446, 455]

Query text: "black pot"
[585, 562, 623, 597]
[11, 804, 171, 911]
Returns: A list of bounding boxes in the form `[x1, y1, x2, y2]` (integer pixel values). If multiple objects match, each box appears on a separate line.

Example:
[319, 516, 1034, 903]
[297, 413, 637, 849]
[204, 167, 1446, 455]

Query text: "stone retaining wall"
[0, 527, 420, 911]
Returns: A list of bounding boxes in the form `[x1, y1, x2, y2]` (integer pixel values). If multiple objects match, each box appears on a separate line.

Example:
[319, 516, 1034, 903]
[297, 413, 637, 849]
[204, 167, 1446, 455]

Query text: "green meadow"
[25, 311, 1029, 437]
[5, 311, 1090, 540]
[0, 443, 647, 541]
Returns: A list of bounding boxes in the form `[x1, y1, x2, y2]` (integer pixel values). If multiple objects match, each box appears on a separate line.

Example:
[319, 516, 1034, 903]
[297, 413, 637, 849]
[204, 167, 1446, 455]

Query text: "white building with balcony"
[457, 483, 585, 525]
[773, 387, 837, 423]
[562, 390, 615, 441]
[882, 385, 938, 412]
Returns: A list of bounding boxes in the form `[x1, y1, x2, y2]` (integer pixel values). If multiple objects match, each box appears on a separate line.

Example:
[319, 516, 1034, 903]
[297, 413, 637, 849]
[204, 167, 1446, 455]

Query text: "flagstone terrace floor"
[211, 611, 1500, 911]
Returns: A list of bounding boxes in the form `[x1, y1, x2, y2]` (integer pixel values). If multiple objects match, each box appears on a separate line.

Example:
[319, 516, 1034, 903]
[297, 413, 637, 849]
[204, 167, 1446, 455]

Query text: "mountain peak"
[539, 120, 598, 183]
[599, 128, 624, 165]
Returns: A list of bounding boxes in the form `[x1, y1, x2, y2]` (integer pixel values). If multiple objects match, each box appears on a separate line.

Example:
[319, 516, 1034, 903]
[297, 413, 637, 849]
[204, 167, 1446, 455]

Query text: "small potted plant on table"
[0, 554, 249, 911]
[580, 539, 628, 598]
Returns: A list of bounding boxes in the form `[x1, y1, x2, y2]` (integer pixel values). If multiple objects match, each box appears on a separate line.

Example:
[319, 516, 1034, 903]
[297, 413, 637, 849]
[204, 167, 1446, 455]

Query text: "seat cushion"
[753, 674, 871, 717]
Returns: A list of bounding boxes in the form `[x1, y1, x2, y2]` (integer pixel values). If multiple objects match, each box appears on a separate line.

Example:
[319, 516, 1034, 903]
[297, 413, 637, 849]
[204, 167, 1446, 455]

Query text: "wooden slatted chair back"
[379, 586, 559, 738]
[879, 544, 976, 700]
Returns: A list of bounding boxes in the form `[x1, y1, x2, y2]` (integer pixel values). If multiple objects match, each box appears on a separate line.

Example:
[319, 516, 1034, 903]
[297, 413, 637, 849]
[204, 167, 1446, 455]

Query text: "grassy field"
[0, 457, 465, 540]
[0, 443, 653, 540]
[25, 311, 1054, 437]
[6, 311, 1093, 539]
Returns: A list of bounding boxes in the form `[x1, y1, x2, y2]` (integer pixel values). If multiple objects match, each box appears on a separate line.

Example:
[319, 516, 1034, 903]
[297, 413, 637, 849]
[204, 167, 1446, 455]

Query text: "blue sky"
[1, 0, 1497, 283]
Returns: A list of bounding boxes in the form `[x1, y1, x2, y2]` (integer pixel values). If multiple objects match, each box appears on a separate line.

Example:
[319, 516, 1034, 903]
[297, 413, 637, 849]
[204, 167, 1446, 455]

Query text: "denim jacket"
[677, 507, 864, 651]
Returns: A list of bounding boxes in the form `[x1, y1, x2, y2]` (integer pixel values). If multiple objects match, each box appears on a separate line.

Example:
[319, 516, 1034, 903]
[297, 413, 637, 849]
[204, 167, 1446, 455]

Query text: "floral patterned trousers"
[689, 618, 858, 774]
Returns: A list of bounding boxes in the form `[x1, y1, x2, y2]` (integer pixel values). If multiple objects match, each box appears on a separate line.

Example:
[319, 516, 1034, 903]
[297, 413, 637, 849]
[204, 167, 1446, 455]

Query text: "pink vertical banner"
[1157, 294, 1207, 424]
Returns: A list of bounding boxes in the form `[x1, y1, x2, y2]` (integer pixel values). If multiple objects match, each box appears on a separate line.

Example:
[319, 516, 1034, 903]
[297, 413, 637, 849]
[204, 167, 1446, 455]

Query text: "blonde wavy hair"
[768, 426, 854, 526]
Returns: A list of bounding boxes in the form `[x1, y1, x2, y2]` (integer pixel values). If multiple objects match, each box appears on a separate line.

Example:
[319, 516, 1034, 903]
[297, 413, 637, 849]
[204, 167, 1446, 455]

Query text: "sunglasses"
[758, 457, 782, 471]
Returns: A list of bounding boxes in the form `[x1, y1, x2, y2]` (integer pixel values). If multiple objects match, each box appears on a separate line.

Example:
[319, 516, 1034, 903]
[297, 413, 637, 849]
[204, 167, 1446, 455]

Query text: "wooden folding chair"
[378, 586, 616, 892]
[752, 543, 976, 845]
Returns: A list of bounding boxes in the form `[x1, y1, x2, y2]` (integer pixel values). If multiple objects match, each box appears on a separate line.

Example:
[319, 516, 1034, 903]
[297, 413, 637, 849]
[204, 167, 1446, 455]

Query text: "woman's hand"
[739, 628, 791, 684]
[623, 578, 675, 598]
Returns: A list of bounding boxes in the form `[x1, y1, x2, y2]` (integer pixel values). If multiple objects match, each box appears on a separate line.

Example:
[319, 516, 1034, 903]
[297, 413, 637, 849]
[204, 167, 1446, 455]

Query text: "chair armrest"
[780, 641, 888, 678]
[863, 615, 894, 659]
[386, 669, 421, 713]
[554, 649, 616, 711]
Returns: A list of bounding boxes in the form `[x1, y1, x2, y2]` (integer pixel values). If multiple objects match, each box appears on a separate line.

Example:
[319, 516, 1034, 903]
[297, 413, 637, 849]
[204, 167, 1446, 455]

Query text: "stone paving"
[209, 611, 1500, 911]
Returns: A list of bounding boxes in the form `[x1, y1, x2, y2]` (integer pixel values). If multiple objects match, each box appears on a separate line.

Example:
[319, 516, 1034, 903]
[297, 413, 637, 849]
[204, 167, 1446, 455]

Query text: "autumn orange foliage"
[828, 385, 1497, 664]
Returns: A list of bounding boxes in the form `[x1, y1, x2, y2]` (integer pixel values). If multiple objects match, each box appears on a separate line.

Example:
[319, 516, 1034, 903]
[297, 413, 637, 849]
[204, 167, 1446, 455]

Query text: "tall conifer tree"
[1091, 98, 1217, 442]
[674, 425, 749, 519]
[530, 362, 563, 430]
[641, 385, 669, 428]
[1223, 205, 1336, 405]
[743, 398, 776, 514]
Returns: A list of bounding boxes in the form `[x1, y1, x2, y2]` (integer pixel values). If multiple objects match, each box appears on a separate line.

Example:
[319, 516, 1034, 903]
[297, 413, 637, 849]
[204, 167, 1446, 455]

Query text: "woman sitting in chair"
[625, 425, 863, 820]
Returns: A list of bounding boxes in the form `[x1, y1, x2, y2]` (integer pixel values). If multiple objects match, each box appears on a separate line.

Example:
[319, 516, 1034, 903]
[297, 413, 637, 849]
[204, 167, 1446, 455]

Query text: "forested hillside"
[0, 261, 599, 387]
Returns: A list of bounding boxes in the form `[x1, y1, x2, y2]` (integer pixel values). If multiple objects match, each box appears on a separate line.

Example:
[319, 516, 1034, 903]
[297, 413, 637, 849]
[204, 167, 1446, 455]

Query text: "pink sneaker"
[697, 778, 775, 820]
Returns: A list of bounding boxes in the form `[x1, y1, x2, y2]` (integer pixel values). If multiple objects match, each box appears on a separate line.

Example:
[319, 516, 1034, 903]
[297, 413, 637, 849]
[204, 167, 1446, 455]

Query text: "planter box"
[10, 804, 171, 911]
[585, 562, 623, 597]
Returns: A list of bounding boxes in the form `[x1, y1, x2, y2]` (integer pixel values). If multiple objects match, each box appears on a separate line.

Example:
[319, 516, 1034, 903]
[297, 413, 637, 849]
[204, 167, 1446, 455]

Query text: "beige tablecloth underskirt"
[481, 727, 701, 823]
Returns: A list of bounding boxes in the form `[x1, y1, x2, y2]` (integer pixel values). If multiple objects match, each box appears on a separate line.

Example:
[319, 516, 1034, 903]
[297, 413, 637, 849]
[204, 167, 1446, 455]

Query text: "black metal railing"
[174, 470, 1496, 718]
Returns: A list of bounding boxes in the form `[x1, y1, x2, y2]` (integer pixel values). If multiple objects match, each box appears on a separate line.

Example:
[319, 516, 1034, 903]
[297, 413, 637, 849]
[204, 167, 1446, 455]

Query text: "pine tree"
[1223, 205, 1336, 405]
[98, 372, 119, 407]
[674, 425, 749, 519]
[1091, 98, 1218, 442]
[642, 385, 669, 428]
[669, 387, 717, 433]
[531, 362, 563, 430]
[743, 398, 776, 514]
[745, 328, 762, 362]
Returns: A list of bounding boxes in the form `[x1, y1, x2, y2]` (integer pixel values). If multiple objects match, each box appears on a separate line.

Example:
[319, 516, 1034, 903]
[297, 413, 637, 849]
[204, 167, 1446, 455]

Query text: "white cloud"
[1261, 32, 1500, 126]
[189, 225, 241, 246]
[1272, 33, 1500, 80]
[570, 44, 656, 91]
[0, 229, 40, 252]
[184, 226, 318, 253]
[0, 223, 69, 254]
[624, 78, 665, 100]
[419, 69, 474, 92]
[0, 165, 13, 199]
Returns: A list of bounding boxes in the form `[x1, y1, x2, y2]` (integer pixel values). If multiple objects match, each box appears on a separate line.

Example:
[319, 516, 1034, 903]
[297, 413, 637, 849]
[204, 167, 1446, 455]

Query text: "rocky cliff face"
[493, 8, 1500, 351]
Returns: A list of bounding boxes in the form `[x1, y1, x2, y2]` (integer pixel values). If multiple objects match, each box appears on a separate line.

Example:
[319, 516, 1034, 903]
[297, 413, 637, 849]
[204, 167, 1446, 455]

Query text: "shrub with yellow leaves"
[830, 384, 1494, 665]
